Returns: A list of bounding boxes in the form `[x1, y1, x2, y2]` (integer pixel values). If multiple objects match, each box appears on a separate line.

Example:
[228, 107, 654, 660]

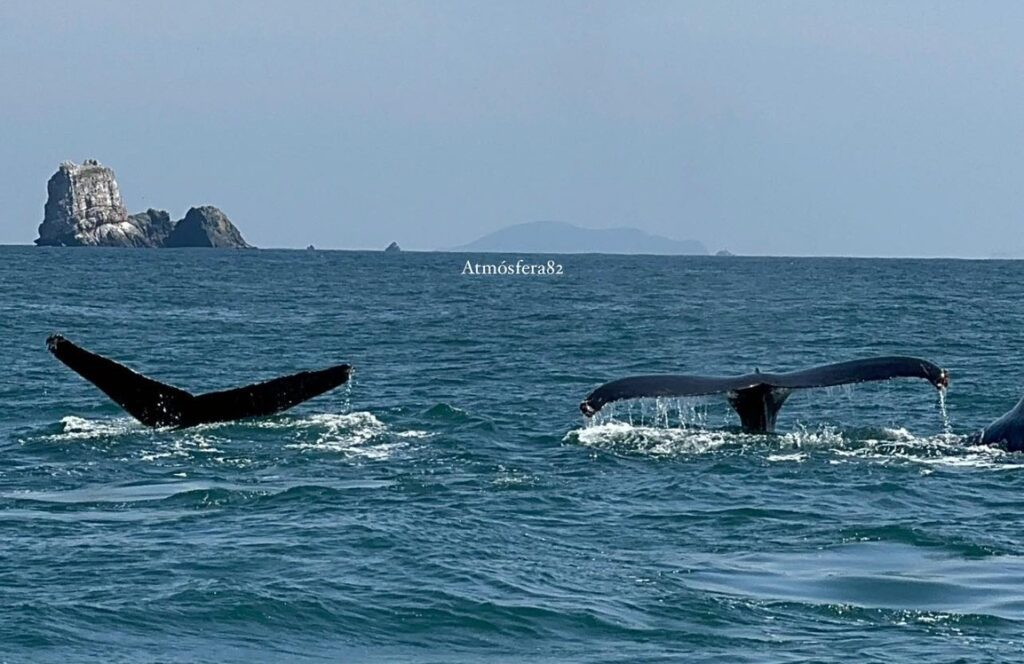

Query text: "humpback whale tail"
[580, 356, 949, 433]
[46, 335, 352, 429]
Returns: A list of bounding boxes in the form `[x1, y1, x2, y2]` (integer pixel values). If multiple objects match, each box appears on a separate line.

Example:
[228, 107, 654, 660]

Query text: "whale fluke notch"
[580, 356, 949, 433]
[46, 335, 352, 428]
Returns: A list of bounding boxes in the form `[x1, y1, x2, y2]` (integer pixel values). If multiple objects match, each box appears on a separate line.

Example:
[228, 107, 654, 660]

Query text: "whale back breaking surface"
[580, 356, 948, 433]
[47, 335, 352, 428]
[979, 395, 1024, 452]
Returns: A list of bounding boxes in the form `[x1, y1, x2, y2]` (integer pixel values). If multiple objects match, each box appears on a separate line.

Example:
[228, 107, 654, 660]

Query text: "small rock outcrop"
[715, 249, 735, 257]
[128, 208, 176, 247]
[34, 160, 252, 248]
[165, 206, 252, 248]
[384, 241, 401, 253]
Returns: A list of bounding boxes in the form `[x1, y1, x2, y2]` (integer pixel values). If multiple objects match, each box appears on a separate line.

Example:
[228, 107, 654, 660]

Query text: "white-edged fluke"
[580, 357, 950, 433]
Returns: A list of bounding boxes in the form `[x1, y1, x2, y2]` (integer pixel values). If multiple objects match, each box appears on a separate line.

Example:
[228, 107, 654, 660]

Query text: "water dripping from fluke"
[938, 388, 953, 438]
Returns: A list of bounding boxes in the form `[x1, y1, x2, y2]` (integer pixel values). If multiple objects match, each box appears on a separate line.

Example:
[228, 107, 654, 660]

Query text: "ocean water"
[1, 246, 1023, 662]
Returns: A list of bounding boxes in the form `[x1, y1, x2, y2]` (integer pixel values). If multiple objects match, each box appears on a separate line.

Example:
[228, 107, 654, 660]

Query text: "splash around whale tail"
[580, 356, 949, 433]
[46, 335, 352, 429]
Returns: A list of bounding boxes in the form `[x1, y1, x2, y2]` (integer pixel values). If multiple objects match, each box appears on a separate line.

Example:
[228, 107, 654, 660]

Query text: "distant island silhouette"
[449, 221, 706, 255]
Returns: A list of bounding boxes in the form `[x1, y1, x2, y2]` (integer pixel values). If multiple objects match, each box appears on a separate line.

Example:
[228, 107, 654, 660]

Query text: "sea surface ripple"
[2, 247, 1023, 662]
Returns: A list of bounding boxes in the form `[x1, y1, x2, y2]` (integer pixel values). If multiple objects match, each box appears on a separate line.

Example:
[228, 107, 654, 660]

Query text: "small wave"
[395, 429, 432, 439]
[774, 602, 1016, 630]
[157, 484, 338, 509]
[835, 524, 1007, 557]
[766, 452, 808, 463]
[43, 416, 147, 442]
[152, 484, 265, 508]
[5, 480, 254, 505]
[422, 403, 472, 420]
[682, 542, 1024, 623]
[877, 426, 918, 442]
[420, 403, 496, 431]
[6, 479, 396, 509]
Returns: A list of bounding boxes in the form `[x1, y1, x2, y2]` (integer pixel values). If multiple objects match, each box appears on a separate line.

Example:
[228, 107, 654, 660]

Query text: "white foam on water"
[281, 412, 422, 460]
[38, 411, 426, 464]
[137, 433, 225, 462]
[566, 420, 753, 456]
[767, 452, 808, 463]
[567, 417, 1024, 471]
[45, 416, 146, 442]
[778, 424, 846, 449]
[569, 415, 857, 458]
[878, 426, 917, 442]
[834, 434, 1024, 471]
[395, 429, 432, 439]
[491, 464, 535, 487]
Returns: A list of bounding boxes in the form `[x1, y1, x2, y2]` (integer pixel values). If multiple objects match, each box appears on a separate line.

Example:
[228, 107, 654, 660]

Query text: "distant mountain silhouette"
[449, 221, 706, 255]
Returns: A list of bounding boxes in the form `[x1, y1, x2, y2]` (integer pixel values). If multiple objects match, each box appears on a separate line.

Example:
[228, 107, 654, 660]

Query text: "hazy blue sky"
[2, 1, 1021, 255]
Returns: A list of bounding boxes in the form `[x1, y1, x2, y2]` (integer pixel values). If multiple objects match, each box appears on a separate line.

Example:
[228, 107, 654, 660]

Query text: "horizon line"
[2, 243, 1020, 261]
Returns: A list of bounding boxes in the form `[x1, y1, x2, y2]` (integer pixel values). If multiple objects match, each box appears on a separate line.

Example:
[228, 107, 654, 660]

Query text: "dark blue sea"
[2, 246, 1023, 662]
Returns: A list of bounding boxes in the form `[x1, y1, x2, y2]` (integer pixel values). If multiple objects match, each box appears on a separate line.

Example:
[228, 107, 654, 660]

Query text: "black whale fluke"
[580, 356, 949, 433]
[46, 335, 352, 428]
